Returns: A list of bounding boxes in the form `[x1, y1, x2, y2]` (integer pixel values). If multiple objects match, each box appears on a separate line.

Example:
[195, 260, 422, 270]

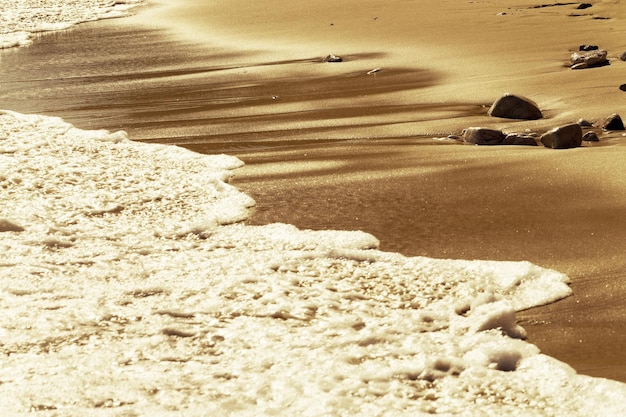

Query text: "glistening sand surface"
[139, 0, 626, 382]
[2, 0, 626, 382]
[231, 139, 626, 382]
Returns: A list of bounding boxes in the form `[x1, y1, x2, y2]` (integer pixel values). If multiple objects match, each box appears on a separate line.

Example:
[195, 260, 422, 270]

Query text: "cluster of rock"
[458, 93, 625, 149]
[570, 45, 626, 96]
[462, 127, 540, 146]
[569, 43, 626, 69]
[570, 45, 609, 69]
[569, 45, 626, 94]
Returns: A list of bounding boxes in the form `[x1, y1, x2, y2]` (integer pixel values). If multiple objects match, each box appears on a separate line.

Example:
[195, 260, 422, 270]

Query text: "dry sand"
[129, 0, 626, 381]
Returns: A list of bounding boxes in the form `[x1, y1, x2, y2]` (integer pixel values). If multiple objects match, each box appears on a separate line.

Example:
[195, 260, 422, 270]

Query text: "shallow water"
[0, 20, 237, 138]
[2, 16, 626, 382]
[0, 17, 483, 148]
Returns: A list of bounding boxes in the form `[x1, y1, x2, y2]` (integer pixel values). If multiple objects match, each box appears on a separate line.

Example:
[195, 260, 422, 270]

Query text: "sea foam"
[1, 1, 626, 415]
[0, 0, 144, 49]
[1, 109, 625, 416]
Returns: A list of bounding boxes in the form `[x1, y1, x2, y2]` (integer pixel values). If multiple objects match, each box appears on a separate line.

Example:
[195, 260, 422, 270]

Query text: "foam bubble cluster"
[1, 0, 626, 414]
[0, 0, 144, 49]
[1, 110, 625, 415]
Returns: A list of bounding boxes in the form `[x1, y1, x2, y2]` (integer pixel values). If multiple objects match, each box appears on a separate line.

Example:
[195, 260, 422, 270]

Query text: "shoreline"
[229, 138, 626, 381]
[2, 0, 626, 384]
[3, 110, 626, 414]
[130, 0, 626, 381]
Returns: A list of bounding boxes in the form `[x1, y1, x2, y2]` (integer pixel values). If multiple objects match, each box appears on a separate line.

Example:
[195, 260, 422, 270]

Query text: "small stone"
[582, 131, 599, 142]
[600, 113, 625, 130]
[577, 3, 593, 9]
[619, 84, 626, 92]
[620, 51, 626, 61]
[462, 127, 505, 145]
[570, 50, 608, 69]
[488, 93, 543, 120]
[323, 53, 343, 63]
[503, 134, 538, 146]
[540, 124, 583, 149]
[579, 44, 598, 51]
[577, 118, 593, 127]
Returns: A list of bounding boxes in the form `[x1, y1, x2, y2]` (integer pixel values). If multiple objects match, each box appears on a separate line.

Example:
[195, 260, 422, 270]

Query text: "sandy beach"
[143, 0, 626, 129]
[136, 0, 626, 381]
[2, 0, 626, 385]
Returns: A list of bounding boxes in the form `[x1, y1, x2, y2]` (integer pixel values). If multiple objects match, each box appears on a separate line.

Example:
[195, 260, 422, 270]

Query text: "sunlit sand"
[2, 0, 626, 414]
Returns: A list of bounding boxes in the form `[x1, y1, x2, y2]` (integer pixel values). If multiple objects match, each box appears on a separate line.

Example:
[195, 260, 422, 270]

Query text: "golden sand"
[130, 0, 626, 380]
[142, 0, 626, 131]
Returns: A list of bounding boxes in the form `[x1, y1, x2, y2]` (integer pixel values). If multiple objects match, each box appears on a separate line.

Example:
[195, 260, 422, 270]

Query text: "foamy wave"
[1, 1, 626, 414]
[0, 0, 144, 49]
[1, 109, 625, 415]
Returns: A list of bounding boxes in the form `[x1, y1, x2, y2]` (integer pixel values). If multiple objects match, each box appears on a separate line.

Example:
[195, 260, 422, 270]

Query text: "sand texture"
[2, 0, 626, 383]
[136, 0, 626, 381]
[143, 0, 626, 134]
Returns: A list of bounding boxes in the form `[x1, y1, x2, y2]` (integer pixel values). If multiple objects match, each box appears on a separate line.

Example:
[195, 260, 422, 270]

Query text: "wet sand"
[230, 139, 626, 382]
[2, 0, 626, 381]
[130, 0, 626, 382]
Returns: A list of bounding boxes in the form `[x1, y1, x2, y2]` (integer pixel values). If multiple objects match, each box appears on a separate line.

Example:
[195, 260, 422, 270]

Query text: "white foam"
[0, 31, 32, 49]
[1, 109, 625, 415]
[0, 0, 144, 50]
[1, 0, 626, 414]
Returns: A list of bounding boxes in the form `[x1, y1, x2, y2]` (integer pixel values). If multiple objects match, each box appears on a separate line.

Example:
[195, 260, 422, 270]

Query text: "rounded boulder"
[600, 113, 625, 130]
[488, 94, 543, 120]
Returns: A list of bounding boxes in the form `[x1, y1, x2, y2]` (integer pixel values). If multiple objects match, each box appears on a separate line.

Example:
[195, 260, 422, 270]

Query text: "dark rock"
[503, 133, 539, 146]
[577, 118, 593, 127]
[540, 124, 583, 149]
[600, 113, 625, 130]
[582, 131, 599, 142]
[0, 218, 25, 232]
[620, 51, 626, 61]
[577, 3, 593, 9]
[462, 127, 505, 145]
[323, 53, 343, 63]
[570, 50, 608, 69]
[579, 44, 598, 51]
[620, 84, 626, 92]
[488, 93, 543, 120]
